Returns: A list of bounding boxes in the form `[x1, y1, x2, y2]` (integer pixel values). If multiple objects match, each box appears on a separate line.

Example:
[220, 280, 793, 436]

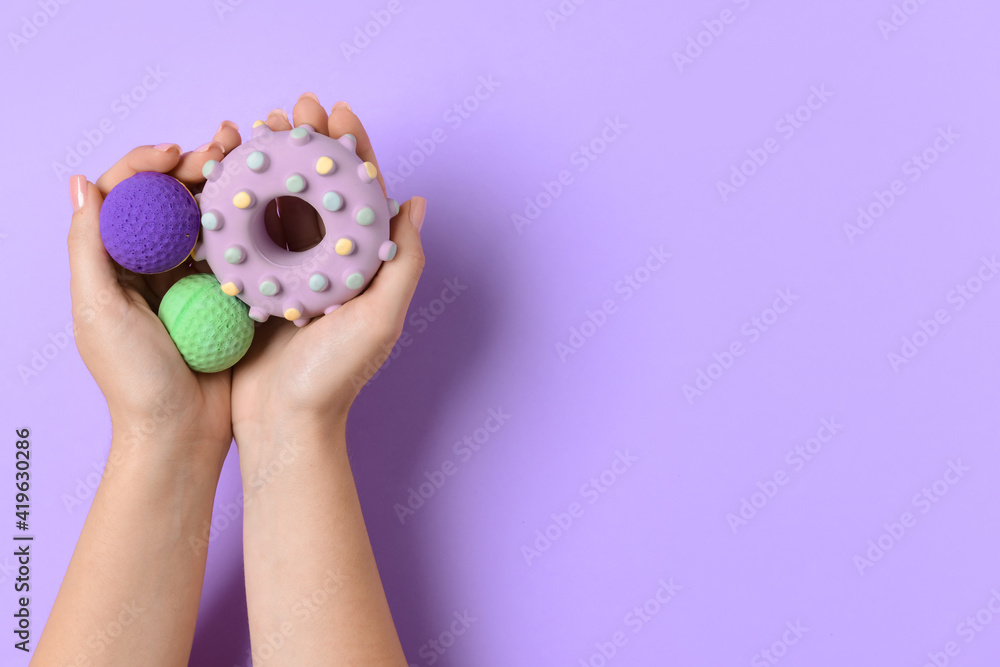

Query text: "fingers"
[68, 176, 125, 320]
[169, 121, 243, 182]
[169, 140, 225, 183]
[265, 108, 293, 132]
[94, 145, 183, 195]
[358, 197, 427, 326]
[292, 93, 329, 137]
[327, 103, 386, 195]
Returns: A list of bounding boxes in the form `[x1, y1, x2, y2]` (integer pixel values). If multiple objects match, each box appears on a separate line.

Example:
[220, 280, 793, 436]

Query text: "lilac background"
[3, 0, 1000, 665]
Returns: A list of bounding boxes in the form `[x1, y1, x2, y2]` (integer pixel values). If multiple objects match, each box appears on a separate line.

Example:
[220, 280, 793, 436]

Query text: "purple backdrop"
[3, 0, 1000, 665]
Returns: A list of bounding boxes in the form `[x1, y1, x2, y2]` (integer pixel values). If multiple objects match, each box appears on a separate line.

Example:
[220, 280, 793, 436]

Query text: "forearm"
[238, 420, 405, 666]
[33, 435, 225, 666]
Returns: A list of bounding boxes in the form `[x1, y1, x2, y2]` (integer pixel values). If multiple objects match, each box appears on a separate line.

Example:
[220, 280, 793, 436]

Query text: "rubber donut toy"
[99, 171, 200, 274]
[195, 123, 399, 326]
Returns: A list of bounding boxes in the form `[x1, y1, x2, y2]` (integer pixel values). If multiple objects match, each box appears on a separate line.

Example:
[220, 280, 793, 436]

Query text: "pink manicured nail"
[332, 101, 352, 112]
[154, 143, 179, 152]
[409, 196, 426, 232]
[70, 175, 87, 212]
[219, 120, 239, 133]
[267, 109, 288, 121]
[301, 92, 320, 103]
[195, 141, 221, 153]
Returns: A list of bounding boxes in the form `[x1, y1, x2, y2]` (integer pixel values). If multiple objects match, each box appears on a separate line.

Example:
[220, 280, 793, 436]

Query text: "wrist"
[235, 416, 348, 487]
[108, 420, 230, 482]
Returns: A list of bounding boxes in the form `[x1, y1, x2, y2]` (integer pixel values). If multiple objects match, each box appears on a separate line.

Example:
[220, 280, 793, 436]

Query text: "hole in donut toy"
[262, 196, 326, 253]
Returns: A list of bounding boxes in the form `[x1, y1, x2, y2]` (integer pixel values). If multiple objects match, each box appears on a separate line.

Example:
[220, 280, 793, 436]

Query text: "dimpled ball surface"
[157, 273, 254, 373]
[100, 171, 200, 274]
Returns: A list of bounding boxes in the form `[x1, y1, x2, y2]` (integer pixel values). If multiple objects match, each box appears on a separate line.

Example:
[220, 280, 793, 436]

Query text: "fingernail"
[195, 141, 222, 153]
[332, 101, 352, 112]
[70, 175, 88, 212]
[219, 120, 239, 133]
[409, 196, 426, 232]
[267, 109, 288, 121]
[300, 92, 320, 103]
[154, 143, 179, 152]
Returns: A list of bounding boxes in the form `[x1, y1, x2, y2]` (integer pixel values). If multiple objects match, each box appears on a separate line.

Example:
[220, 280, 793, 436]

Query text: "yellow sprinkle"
[252, 120, 265, 128]
[284, 308, 301, 321]
[363, 161, 377, 179]
[335, 238, 354, 256]
[315, 156, 334, 175]
[221, 282, 240, 296]
[233, 191, 252, 209]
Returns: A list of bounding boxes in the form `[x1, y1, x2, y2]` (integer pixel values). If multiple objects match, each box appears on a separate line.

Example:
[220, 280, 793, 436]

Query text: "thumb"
[67, 175, 124, 324]
[360, 196, 427, 326]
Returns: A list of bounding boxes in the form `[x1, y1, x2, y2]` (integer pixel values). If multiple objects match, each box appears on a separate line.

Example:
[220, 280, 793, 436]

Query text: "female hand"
[230, 95, 427, 444]
[68, 127, 243, 472]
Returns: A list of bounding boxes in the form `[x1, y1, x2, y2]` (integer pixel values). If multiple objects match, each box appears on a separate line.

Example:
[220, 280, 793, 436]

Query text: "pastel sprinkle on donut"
[358, 161, 377, 183]
[334, 237, 355, 256]
[315, 156, 335, 175]
[322, 191, 344, 211]
[289, 127, 311, 145]
[345, 272, 364, 290]
[259, 279, 280, 296]
[246, 151, 267, 172]
[309, 273, 329, 292]
[285, 174, 306, 193]
[201, 211, 222, 231]
[233, 190, 254, 209]
[221, 281, 242, 296]
[356, 206, 375, 226]
[225, 245, 245, 264]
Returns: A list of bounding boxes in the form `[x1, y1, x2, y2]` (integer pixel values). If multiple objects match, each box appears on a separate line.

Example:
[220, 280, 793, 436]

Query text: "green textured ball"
[158, 274, 254, 373]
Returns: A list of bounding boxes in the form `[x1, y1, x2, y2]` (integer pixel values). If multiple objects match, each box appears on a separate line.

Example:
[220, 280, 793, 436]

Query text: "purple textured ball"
[99, 172, 200, 274]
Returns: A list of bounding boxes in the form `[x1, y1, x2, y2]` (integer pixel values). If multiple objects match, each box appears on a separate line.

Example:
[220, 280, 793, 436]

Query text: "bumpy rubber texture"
[158, 273, 254, 373]
[196, 125, 398, 325]
[99, 172, 201, 274]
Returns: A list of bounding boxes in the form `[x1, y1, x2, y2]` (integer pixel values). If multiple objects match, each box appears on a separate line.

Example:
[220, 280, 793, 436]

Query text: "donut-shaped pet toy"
[195, 123, 399, 326]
